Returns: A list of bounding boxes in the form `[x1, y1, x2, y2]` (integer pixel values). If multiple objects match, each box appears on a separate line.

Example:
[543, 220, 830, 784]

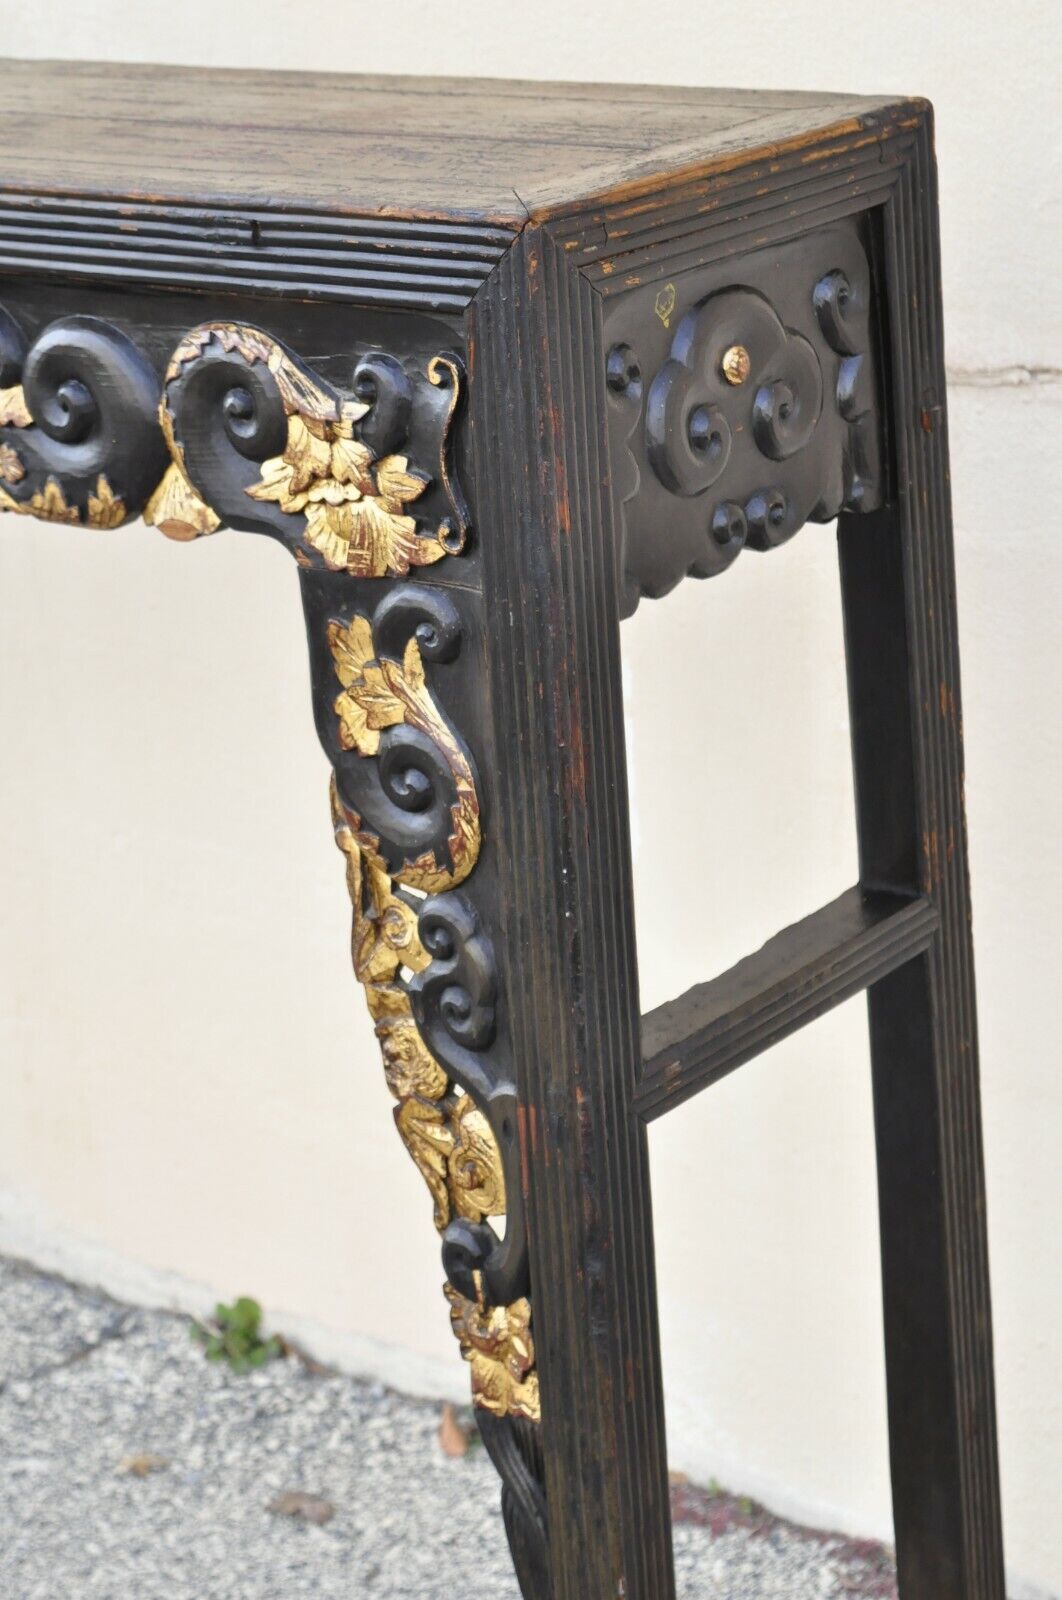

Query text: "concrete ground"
[0, 1255, 899, 1599]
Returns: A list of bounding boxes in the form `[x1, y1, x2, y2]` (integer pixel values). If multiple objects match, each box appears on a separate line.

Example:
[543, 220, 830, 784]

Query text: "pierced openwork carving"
[145, 323, 468, 575]
[0, 303, 541, 1581]
[333, 790, 538, 1422]
[320, 585, 527, 1314]
[605, 220, 882, 610]
[0, 306, 470, 573]
[326, 588, 536, 1423]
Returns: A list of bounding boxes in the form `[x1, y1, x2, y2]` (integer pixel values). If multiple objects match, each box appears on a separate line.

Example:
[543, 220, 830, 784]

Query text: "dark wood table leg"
[469, 228, 677, 1600]
[839, 115, 1006, 1600]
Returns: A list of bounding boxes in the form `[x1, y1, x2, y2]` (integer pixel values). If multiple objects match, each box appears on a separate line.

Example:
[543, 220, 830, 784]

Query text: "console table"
[0, 62, 1004, 1600]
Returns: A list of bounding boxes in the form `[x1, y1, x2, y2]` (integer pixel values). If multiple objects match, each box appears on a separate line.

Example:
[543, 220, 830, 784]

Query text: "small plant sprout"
[192, 1296, 283, 1374]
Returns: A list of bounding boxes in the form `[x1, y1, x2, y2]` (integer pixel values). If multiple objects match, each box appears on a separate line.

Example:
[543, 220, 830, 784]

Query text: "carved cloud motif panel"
[603, 219, 883, 614]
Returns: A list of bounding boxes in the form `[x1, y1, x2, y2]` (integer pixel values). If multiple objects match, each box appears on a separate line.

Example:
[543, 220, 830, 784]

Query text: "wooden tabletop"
[0, 60, 908, 225]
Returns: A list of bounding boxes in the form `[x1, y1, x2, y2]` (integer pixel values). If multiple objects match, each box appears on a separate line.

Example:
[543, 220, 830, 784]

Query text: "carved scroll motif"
[144, 324, 468, 576]
[326, 606, 480, 893]
[0, 305, 167, 529]
[0, 309, 469, 574]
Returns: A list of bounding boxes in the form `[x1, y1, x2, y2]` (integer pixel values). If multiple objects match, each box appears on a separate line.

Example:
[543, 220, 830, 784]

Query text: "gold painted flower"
[247, 406, 446, 578]
[445, 1287, 541, 1422]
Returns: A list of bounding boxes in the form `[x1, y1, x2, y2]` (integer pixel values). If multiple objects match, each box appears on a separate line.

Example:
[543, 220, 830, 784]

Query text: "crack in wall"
[947, 364, 1062, 389]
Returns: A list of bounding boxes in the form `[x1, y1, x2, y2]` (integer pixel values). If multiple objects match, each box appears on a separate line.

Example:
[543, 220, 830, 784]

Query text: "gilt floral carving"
[0, 301, 531, 1424]
[146, 323, 466, 578]
[332, 781, 538, 1423]
[327, 612, 480, 892]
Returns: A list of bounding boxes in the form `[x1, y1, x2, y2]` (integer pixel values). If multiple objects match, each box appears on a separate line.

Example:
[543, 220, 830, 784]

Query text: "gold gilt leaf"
[215, 324, 274, 367]
[0, 476, 81, 525]
[334, 669, 404, 755]
[341, 496, 424, 578]
[328, 614, 375, 687]
[301, 500, 354, 570]
[0, 384, 33, 428]
[327, 616, 406, 756]
[401, 635, 426, 697]
[395, 1098, 454, 1234]
[245, 452, 302, 510]
[85, 475, 127, 530]
[358, 664, 407, 731]
[163, 327, 214, 383]
[333, 693, 376, 757]
[144, 462, 221, 541]
[338, 397, 370, 430]
[373, 454, 429, 511]
[282, 413, 334, 497]
[266, 341, 340, 423]
[0, 442, 25, 483]
[34, 478, 81, 524]
[330, 431, 374, 491]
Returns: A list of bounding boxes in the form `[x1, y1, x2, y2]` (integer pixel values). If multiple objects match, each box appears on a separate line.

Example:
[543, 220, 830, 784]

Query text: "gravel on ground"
[0, 1255, 900, 1599]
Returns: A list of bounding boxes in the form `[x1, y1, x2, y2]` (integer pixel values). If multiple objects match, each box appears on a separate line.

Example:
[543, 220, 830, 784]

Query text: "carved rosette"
[0, 306, 535, 1427]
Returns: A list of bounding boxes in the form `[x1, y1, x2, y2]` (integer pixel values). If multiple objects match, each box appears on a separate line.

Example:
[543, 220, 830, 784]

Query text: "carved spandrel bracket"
[1, 299, 546, 1590]
[604, 220, 883, 614]
[0, 306, 470, 571]
[0, 306, 534, 1407]
[305, 578, 530, 1320]
[148, 325, 470, 574]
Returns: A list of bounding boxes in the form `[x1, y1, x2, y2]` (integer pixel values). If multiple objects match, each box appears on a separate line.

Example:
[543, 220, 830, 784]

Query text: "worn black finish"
[604, 220, 882, 610]
[0, 66, 1004, 1600]
[636, 888, 939, 1121]
[0, 303, 168, 519]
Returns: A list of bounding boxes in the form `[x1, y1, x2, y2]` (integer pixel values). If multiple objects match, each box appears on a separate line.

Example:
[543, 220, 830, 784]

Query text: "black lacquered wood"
[636, 888, 939, 1122]
[839, 114, 1005, 1600]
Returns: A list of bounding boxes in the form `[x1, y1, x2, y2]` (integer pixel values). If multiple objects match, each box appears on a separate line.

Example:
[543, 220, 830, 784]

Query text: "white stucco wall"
[0, 3, 1058, 1593]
